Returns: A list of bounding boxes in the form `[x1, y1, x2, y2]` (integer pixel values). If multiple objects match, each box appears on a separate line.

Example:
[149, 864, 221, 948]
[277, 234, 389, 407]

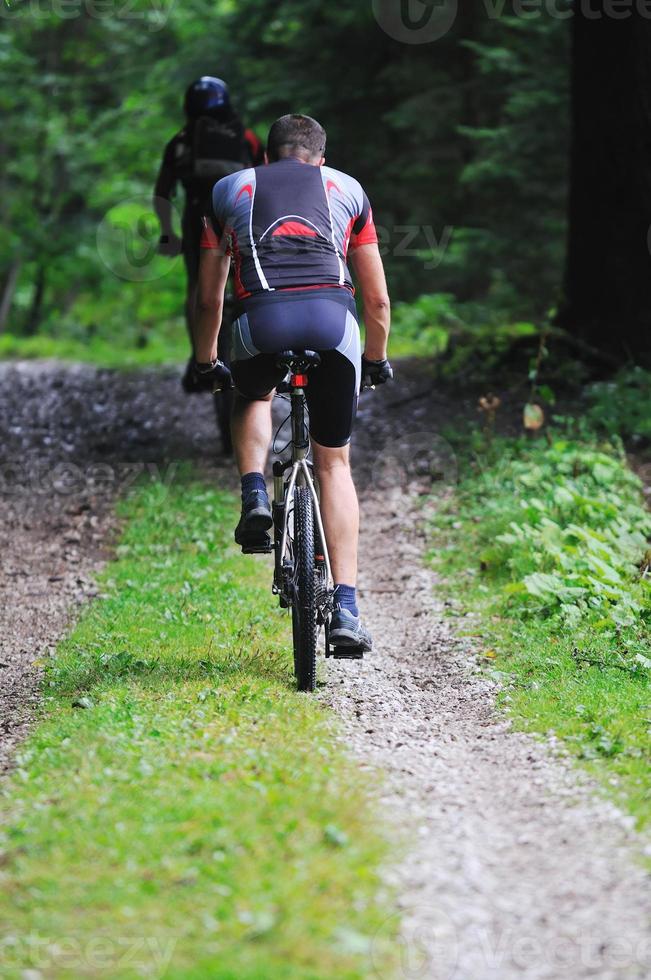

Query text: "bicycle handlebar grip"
[192, 358, 233, 393]
[361, 357, 393, 389]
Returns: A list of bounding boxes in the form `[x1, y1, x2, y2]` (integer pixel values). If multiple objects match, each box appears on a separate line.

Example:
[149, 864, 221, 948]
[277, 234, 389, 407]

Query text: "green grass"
[0, 475, 395, 979]
[0, 327, 188, 369]
[433, 433, 651, 828]
[1, 291, 541, 368]
[0, 313, 433, 368]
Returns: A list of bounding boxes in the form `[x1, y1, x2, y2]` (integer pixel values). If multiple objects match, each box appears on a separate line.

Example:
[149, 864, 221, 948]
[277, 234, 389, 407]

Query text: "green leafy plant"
[434, 430, 651, 825]
[585, 367, 651, 444]
[389, 291, 541, 372]
[474, 440, 651, 641]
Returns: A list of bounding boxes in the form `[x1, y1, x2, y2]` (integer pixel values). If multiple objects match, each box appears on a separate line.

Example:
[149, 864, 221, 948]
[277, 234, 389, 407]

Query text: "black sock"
[241, 472, 266, 500]
[334, 584, 358, 617]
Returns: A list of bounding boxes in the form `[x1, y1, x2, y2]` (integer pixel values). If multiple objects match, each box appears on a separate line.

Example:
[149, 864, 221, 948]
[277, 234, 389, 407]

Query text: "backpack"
[190, 116, 248, 181]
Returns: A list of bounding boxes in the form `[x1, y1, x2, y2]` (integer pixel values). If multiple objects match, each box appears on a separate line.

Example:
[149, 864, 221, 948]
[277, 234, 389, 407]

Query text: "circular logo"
[96, 195, 181, 282]
[372, 0, 458, 45]
[371, 905, 459, 979]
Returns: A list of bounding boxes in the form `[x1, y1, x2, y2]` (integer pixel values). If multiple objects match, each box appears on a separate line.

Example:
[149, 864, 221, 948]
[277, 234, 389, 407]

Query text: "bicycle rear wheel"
[213, 388, 233, 456]
[291, 486, 317, 692]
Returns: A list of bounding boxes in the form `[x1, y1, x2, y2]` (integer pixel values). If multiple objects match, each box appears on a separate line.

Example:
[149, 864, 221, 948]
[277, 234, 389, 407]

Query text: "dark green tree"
[560, 5, 651, 363]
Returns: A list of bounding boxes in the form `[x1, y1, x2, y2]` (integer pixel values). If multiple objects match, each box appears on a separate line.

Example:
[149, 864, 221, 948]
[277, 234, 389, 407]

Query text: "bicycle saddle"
[275, 350, 321, 373]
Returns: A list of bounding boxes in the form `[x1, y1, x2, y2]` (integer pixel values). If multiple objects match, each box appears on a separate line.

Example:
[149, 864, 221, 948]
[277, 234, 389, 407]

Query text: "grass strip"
[433, 433, 651, 829]
[0, 331, 188, 369]
[0, 474, 394, 979]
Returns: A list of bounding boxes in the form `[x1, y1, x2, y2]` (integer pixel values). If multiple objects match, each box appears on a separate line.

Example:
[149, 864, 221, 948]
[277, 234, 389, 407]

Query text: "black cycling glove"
[182, 356, 232, 394]
[361, 355, 393, 389]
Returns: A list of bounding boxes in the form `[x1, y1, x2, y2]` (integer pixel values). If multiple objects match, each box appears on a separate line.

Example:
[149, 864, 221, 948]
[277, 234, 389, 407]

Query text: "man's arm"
[194, 247, 231, 362]
[153, 166, 175, 229]
[349, 243, 391, 360]
[153, 143, 182, 256]
[244, 128, 265, 166]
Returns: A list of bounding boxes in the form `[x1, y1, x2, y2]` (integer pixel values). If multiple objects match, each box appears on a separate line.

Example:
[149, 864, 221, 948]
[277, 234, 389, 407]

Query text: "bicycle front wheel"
[292, 486, 317, 692]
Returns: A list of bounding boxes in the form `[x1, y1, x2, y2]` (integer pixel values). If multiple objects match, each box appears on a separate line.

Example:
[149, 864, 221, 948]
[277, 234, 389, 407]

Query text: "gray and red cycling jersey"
[200, 158, 378, 299]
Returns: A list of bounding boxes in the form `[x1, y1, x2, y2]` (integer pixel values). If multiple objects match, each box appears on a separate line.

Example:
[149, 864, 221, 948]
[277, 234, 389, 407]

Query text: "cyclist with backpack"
[191, 114, 392, 651]
[153, 77, 263, 418]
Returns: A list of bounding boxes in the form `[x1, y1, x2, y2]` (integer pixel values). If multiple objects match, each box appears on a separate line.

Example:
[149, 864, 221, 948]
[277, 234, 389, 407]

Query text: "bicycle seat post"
[274, 350, 320, 474]
[290, 381, 309, 467]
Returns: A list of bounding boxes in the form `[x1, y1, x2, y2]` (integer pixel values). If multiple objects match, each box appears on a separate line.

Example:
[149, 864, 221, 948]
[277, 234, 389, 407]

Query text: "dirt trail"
[1, 360, 649, 978]
[0, 360, 229, 771]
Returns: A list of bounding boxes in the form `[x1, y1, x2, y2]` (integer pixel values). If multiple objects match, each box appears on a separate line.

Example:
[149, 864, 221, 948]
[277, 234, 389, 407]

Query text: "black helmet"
[184, 77, 230, 119]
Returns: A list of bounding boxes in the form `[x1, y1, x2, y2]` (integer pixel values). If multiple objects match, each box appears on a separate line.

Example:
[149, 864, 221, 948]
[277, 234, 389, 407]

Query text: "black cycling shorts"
[229, 287, 361, 448]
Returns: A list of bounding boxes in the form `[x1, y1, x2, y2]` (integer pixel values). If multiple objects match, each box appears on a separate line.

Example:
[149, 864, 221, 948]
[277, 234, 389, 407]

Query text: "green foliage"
[485, 441, 651, 637]
[0, 474, 396, 976]
[0, 323, 187, 368]
[389, 294, 459, 358]
[390, 291, 539, 373]
[0, 2, 570, 352]
[0, 3, 183, 333]
[585, 367, 651, 444]
[434, 432, 651, 825]
[453, 12, 570, 317]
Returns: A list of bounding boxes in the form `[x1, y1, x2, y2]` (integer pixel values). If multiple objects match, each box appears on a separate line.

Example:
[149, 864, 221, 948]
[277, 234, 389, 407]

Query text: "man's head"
[266, 114, 326, 165]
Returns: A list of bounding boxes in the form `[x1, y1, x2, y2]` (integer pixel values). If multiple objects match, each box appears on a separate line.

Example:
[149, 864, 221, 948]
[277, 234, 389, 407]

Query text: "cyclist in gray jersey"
[193, 114, 392, 651]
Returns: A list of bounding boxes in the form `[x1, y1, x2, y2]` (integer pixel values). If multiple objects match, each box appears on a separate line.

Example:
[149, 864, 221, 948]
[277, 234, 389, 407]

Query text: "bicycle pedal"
[241, 544, 273, 555]
[331, 645, 365, 660]
[239, 535, 273, 555]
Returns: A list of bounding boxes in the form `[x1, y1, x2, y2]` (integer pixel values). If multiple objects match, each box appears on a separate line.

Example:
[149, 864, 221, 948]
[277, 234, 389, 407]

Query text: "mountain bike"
[271, 350, 366, 692]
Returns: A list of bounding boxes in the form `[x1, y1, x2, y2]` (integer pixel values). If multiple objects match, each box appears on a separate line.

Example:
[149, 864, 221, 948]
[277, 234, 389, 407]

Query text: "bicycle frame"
[272, 349, 374, 677]
[279, 461, 332, 583]
[272, 377, 333, 604]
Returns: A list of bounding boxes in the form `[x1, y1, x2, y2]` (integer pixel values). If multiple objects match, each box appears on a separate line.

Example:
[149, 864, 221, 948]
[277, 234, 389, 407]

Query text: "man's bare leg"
[312, 439, 369, 648]
[311, 440, 358, 586]
[231, 392, 273, 476]
[231, 391, 274, 547]
[185, 281, 197, 348]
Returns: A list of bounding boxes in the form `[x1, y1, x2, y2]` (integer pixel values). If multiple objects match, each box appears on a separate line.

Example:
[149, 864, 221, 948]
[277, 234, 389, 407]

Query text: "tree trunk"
[560, 6, 651, 363]
[0, 261, 21, 333]
[23, 265, 46, 337]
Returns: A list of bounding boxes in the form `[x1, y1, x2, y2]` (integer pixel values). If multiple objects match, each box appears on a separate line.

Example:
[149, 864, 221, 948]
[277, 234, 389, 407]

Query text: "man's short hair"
[267, 114, 326, 162]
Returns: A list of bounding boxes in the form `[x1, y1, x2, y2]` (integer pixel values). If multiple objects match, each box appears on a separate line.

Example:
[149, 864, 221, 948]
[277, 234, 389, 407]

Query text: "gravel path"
[1, 360, 649, 978]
